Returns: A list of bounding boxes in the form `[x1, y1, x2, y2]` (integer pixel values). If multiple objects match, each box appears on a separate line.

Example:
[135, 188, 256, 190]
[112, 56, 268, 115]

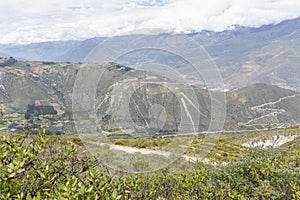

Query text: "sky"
[0, 0, 299, 44]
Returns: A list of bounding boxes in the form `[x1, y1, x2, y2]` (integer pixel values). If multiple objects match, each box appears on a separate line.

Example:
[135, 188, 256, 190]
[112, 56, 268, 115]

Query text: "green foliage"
[0, 131, 300, 199]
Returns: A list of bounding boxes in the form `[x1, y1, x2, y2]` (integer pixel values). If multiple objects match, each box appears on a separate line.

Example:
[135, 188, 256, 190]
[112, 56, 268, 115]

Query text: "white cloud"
[0, 0, 299, 44]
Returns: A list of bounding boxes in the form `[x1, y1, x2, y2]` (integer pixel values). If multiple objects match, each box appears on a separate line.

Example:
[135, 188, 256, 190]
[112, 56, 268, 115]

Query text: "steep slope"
[0, 18, 299, 91]
[0, 58, 299, 135]
[226, 84, 300, 130]
[224, 28, 300, 90]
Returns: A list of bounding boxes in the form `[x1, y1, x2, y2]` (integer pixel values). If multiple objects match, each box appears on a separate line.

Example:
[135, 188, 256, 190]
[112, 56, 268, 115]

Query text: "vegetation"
[0, 57, 17, 67]
[1, 129, 300, 199]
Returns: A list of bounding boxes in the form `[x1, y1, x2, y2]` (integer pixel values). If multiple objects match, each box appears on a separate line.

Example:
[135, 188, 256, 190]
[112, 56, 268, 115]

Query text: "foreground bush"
[0, 131, 300, 199]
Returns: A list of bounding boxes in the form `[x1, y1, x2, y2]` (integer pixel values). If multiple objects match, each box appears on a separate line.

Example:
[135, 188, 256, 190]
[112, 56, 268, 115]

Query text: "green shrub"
[0, 131, 299, 199]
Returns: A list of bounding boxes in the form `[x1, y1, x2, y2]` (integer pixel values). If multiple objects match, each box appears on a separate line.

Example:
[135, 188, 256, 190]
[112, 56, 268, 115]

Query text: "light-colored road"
[84, 140, 220, 165]
[239, 94, 300, 128]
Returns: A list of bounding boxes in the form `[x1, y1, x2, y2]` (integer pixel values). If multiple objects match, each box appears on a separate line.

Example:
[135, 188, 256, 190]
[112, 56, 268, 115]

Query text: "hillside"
[0, 18, 299, 91]
[226, 83, 300, 130]
[0, 58, 299, 135]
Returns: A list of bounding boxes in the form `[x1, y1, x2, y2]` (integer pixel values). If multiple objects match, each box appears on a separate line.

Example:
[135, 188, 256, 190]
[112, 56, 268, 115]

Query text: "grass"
[1, 126, 299, 167]
[219, 126, 300, 145]
[103, 126, 300, 164]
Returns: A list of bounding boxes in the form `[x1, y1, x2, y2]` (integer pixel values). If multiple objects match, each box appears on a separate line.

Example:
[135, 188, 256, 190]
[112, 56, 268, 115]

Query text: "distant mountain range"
[0, 17, 299, 91]
[0, 58, 299, 135]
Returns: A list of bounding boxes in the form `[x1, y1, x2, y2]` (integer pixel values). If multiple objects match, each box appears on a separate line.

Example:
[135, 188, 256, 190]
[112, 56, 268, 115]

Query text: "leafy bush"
[0, 131, 299, 199]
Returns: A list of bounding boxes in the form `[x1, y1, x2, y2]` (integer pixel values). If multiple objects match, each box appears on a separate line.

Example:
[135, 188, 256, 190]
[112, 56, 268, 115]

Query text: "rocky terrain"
[0, 58, 299, 135]
[242, 134, 298, 149]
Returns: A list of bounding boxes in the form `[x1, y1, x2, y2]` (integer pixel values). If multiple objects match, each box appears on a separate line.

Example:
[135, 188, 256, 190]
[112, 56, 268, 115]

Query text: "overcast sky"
[0, 0, 299, 44]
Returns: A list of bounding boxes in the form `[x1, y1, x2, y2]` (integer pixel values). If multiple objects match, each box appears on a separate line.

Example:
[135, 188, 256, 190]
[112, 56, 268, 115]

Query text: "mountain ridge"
[0, 58, 299, 134]
[0, 17, 299, 91]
